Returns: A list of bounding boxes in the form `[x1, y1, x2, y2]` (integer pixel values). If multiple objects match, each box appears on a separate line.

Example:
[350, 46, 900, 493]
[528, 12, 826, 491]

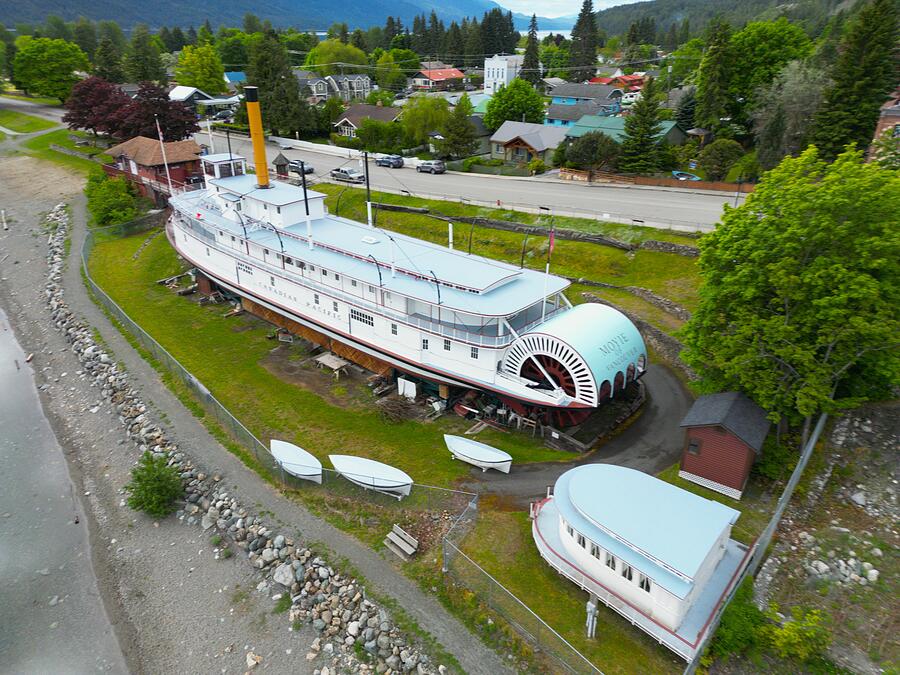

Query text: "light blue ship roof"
[173, 187, 569, 315]
[553, 465, 739, 598]
[527, 303, 646, 385]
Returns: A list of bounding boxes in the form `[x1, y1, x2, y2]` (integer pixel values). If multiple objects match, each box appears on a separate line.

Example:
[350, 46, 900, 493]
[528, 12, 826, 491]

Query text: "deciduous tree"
[483, 78, 543, 131]
[374, 52, 406, 90]
[682, 147, 900, 433]
[176, 44, 226, 94]
[304, 39, 368, 76]
[812, 0, 899, 161]
[64, 76, 130, 135]
[402, 95, 450, 145]
[696, 137, 743, 180]
[564, 131, 620, 171]
[113, 82, 199, 140]
[13, 37, 89, 101]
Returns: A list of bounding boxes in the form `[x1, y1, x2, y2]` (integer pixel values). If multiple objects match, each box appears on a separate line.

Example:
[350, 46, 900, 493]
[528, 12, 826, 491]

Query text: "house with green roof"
[565, 115, 688, 145]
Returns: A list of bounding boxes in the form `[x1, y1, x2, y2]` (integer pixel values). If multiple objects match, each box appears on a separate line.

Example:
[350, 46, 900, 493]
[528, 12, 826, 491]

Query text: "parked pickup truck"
[329, 167, 366, 183]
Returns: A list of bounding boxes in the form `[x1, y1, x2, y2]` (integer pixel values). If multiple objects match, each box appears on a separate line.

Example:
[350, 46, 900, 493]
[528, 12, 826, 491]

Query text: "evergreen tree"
[411, 15, 428, 54]
[187, 26, 198, 46]
[247, 31, 315, 138]
[159, 27, 175, 53]
[94, 37, 125, 83]
[618, 76, 663, 173]
[678, 18, 691, 45]
[664, 23, 678, 51]
[171, 27, 187, 51]
[385, 17, 399, 45]
[350, 29, 367, 52]
[626, 22, 640, 46]
[197, 22, 214, 45]
[675, 87, 696, 129]
[569, 0, 599, 82]
[243, 13, 264, 34]
[43, 15, 72, 41]
[464, 19, 483, 68]
[694, 19, 732, 130]
[125, 24, 165, 84]
[73, 17, 97, 62]
[439, 94, 477, 158]
[812, 0, 899, 161]
[427, 11, 445, 57]
[521, 15, 541, 84]
[443, 22, 464, 66]
[98, 21, 126, 53]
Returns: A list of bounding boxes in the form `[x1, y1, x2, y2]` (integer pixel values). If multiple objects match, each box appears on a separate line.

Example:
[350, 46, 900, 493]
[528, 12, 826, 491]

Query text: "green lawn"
[1, 90, 63, 106]
[459, 509, 682, 674]
[88, 231, 568, 488]
[316, 183, 700, 246]
[0, 108, 57, 133]
[316, 184, 702, 312]
[22, 129, 111, 174]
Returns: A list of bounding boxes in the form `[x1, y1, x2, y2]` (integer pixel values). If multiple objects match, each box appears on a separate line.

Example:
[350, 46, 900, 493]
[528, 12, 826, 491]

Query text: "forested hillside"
[596, 0, 852, 38]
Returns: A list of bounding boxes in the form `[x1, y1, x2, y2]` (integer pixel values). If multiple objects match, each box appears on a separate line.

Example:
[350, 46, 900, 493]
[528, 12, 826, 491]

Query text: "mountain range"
[0, 0, 575, 31]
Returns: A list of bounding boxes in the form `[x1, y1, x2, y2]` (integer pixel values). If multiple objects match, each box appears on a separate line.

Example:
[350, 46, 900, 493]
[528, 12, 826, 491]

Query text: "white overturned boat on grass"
[329, 455, 413, 500]
[270, 440, 323, 484]
[444, 435, 513, 474]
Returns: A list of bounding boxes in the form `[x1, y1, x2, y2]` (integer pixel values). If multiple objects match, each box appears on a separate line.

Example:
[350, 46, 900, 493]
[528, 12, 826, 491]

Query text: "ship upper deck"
[171, 184, 570, 317]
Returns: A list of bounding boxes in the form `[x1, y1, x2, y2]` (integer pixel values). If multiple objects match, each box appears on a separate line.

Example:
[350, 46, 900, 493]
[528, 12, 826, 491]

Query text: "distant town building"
[565, 116, 688, 146]
[679, 392, 771, 499]
[490, 121, 568, 163]
[483, 54, 524, 95]
[293, 69, 373, 103]
[412, 68, 465, 91]
[549, 82, 623, 106]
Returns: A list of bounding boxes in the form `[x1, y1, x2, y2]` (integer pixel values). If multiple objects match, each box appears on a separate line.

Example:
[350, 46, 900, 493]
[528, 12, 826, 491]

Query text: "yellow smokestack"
[244, 86, 270, 189]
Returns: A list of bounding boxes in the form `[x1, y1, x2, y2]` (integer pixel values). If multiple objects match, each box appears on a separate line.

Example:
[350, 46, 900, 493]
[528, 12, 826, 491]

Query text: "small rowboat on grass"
[270, 439, 322, 484]
[444, 434, 512, 474]
[329, 454, 413, 500]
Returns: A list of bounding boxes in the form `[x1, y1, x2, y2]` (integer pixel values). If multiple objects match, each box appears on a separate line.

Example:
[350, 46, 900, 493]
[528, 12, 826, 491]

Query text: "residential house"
[333, 103, 402, 138]
[489, 121, 568, 163]
[483, 54, 524, 95]
[293, 69, 373, 103]
[429, 115, 491, 156]
[105, 136, 201, 204]
[420, 60, 451, 71]
[549, 83, 623, 106]
[168, 85, 213, 109]
[546, 101, 610, 127]
[565, 115, 688, 146]
[870, 88, 900, 155]
[412, 68, 465, 91]
[531, 464, 745, 660]
[679, 392, 771, 499]
[472, 95, 493, 116]
[540, 77, 568, 94]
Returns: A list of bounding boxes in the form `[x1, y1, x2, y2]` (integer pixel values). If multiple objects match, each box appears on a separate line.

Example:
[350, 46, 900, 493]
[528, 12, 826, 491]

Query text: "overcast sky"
[496, 0, 638, 19]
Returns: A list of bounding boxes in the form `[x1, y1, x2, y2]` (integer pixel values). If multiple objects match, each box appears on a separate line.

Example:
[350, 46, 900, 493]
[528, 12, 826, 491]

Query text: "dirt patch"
[0, 155, 84, 206]
[259, 343, 371, 408]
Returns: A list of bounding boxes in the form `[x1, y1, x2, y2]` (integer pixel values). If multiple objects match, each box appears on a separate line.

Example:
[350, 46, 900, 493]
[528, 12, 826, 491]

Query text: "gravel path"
[0, 148, 510, 674]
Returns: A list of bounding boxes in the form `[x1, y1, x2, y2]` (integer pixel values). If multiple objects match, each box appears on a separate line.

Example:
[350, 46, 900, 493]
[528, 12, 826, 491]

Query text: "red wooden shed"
[678, 392, 771, 500]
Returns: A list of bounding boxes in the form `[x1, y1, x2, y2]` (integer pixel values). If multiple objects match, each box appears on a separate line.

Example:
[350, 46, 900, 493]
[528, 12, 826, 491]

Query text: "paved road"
[0, 308, 126, 673]
[0, 95, 66, 123]
[195, 130, 740, 231]
[461, 364, 693, 505]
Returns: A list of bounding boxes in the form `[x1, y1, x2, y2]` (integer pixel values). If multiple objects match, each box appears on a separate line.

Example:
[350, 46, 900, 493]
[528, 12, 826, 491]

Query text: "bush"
[753, 436, 797, 482]
[708, 577, 765, 661]
[697, 138, 745, 181]
[763, 605, 831, 662]
[527, 158, 547, 175]
[125, 451, 184, 518]
[211, 121, 250, 135]
[85, 168, 140, 227]
[330, 132, 363, 150]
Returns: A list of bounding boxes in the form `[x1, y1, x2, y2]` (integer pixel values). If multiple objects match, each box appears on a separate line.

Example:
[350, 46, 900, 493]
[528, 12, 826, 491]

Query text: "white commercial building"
[484, 54, 524, 95]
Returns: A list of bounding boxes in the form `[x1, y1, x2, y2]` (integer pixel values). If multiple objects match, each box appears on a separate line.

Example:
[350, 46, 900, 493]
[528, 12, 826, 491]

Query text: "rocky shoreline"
[44, 203, 445, 675]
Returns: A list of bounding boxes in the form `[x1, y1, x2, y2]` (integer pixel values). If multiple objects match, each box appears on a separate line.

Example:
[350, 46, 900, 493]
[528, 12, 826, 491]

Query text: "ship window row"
[562, 519, 652, 594]
[350, 308, 374, 326]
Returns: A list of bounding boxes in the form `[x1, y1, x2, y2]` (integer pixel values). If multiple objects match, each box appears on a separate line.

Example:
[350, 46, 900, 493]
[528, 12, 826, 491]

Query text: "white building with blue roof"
[532, 464, 748, 660]
[166, 146, 648, 422]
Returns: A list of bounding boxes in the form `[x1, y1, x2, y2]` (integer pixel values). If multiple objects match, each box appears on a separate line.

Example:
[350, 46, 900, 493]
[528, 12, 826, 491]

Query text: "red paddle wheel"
[519, 355, 592, 428]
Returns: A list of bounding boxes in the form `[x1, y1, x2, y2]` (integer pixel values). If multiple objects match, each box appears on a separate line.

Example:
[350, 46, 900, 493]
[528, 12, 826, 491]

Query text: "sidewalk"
[65, 195, 510, 675]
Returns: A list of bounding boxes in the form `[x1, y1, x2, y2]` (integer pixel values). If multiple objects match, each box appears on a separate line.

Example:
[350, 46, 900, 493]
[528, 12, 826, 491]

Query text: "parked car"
[620, 92, 642, 106]
[330, 167, 366, 183]
[416, 160, 446, 174]
[288, 160, 315, 175]
[212, 109, 234, 121]
[671, 170, 701, 181]
[375, 155, 404, 168]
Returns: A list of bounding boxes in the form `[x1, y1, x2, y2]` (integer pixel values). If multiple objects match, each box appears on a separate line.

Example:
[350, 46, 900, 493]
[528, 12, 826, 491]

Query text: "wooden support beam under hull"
[240, 297, 394, 377]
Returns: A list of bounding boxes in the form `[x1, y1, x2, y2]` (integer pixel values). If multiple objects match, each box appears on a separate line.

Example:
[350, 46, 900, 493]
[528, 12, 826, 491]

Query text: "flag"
[548, 226, 555, 261]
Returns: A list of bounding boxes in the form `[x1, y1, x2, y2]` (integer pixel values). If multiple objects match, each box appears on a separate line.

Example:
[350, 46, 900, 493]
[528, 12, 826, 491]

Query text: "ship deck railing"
[170, 211, 565, 348]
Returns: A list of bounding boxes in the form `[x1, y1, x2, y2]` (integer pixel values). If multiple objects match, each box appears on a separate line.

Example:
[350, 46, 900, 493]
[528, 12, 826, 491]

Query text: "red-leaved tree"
[63, 76, 131, 136]
[112, 82, 200, 141]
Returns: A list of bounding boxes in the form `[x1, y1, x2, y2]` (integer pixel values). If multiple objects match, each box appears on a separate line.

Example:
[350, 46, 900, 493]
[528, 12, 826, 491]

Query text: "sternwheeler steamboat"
[166, 86, 647, 425]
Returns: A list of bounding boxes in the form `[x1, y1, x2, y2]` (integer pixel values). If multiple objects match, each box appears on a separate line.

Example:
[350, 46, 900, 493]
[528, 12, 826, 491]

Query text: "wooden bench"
[383, 524, 419, 561]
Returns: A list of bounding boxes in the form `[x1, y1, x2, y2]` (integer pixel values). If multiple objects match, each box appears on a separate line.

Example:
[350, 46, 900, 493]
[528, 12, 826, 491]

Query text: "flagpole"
[541, 207, 553, 323]
[155, 114, 175, 195]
